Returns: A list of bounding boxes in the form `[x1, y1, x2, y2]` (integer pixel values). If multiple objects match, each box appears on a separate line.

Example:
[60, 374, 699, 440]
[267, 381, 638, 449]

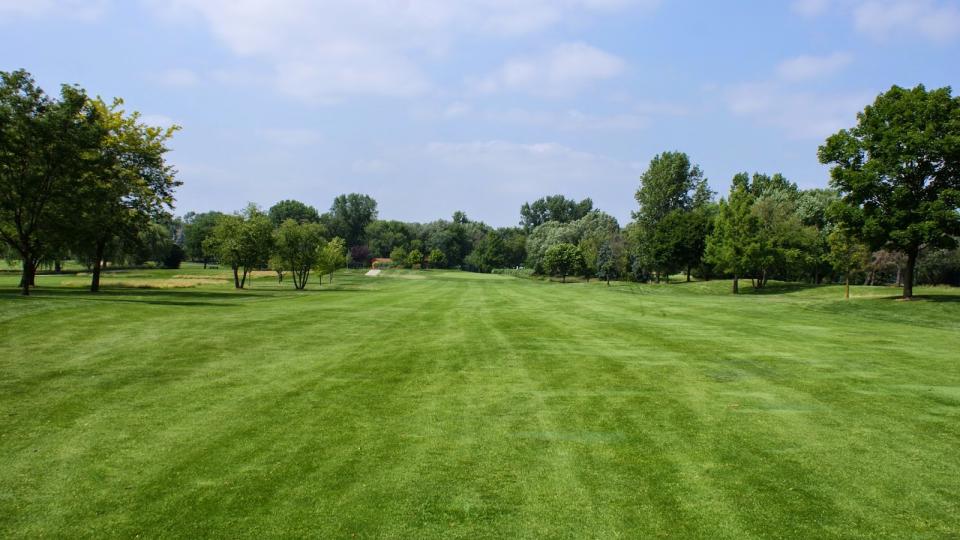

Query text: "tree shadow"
[877, 294, 960, 303]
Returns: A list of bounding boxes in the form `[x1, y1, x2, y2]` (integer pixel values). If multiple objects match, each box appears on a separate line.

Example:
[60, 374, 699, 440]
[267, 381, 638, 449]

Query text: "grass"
[1, 268, 959, 538]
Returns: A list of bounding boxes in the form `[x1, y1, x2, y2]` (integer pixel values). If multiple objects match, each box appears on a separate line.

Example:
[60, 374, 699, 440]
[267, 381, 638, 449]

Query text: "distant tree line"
[3, 70, 958, 300]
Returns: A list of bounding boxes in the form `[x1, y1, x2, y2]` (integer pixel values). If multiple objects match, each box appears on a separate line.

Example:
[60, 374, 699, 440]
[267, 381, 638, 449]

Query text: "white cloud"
[151, 68, 200, 87]
[0, 0, 106, 21]
[472, 42, 625, 96]
[726, 81, 871, 139]
[853, 0, 960, 42]
[483, 108, 647, 131]
[792, 0, 960, 43]
[776, 52, 853, 81]
[150, 1, 651, 102]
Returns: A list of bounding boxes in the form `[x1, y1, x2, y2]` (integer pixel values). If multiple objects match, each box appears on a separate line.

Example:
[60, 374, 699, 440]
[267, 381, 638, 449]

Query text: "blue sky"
[2, 0, 959, 227]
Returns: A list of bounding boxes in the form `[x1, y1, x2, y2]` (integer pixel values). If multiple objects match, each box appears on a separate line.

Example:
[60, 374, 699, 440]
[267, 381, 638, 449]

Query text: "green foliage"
[819, 84, 960, 298]
[542, 242, 585, 282]
[390, 246, 408, 268]
[366, 220, 415, 258]
[204, 205, 274, 288]
[827, 225, 871, 298]
[268, 200, 320, 226]
[325, 193, 378, 248]
[632, 152, 713, 280]
[705, 175, 761, 293]
[183, 211, 224, 266]
[520, 195, 593, 231]
[428, 248, 446, 269]
[406, 249, 424, 269]
[315, 237, 347, 283]
[274, 219, 326, 289]
[0, 70, 102, 294]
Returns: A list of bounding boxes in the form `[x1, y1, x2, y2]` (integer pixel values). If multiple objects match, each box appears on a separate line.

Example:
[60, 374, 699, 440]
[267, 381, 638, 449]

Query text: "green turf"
[1, 268, 959, 537]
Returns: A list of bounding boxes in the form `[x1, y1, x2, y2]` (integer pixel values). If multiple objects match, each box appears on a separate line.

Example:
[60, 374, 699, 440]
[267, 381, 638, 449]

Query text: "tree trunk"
[844, 273, 850, 300]
[733, 275, 739, 294]
[686, 266, 691, 282]
[895, 264, 902, 287]
[90, 240, 106, 293]
[54, 260, 62, 273]
[606, 276, 610, 286]
[240, 269, 248, 289]
[19, 254, 33, 295]
[902, 247, 917, 300]
[203, 260, 208, 269]
[233, 266, 241, 288]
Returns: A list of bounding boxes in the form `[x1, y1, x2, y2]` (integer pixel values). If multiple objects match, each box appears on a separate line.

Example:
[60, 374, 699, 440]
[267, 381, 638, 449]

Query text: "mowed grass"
[1, 268, 959, 538]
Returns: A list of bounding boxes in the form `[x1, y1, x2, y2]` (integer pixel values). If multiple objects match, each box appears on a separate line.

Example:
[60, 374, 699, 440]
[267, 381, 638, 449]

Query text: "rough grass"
[1, 269, 958, 538]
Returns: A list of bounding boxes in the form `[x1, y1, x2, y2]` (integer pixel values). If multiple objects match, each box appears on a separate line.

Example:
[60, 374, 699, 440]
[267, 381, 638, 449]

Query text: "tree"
[316, 237, 346, 283]
[183, 211, 223, 268]
[274, 219, 326, 290]
[406, 249, 423, 268]
[76, 98, 180, 292]
[204, 205, 274, 289]
[632, 152, 708, 281]
[268, 199, 320, 226]
[0, 70, 101, 295]
[366, 220, 414, 257]
[325, 193, 378, 248]
[819, 84, 960, 299]
[705, 175, 761, 293]
[520, 195, 593, 231]
[428, 248, 446, 269]
[827, 225, 870, 299]
[269, 253, 286, 283]
[390, 246, 408, 268]
[596, 241, 620, 285]
[542, 242, 584, 283]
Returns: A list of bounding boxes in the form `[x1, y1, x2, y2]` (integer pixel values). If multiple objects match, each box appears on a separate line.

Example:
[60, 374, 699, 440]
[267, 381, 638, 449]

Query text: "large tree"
[819, 84, 960, 299]
[325, 193, 377, 248]
[543, 242, 584, 283]
[268, 199, 320, 226]
[76, 98, 180, 292]
[0, 70, 101, 295]
[183, 211, 223, 268]
[633, 151, 709, 281]
[519, 195, 593, 231]
[274, 219, 326, 289]
[204, 205, 274, 289]
[705, 174, 761, 293]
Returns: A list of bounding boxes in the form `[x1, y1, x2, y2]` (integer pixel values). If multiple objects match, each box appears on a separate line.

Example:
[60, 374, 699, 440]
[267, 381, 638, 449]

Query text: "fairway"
[2, 270, 959, 537]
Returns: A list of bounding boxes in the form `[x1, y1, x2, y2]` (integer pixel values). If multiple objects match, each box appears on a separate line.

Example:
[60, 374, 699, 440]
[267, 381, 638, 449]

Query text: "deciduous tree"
[819, 84, 960, 299]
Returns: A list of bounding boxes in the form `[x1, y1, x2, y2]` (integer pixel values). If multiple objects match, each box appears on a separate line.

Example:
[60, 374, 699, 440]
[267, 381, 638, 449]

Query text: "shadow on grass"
[876, 294, 960, 303]
[0, 283, 376, 306]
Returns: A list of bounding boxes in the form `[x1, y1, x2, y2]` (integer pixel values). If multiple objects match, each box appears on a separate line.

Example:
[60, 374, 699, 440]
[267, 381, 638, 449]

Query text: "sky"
[1, 0, 959, 227]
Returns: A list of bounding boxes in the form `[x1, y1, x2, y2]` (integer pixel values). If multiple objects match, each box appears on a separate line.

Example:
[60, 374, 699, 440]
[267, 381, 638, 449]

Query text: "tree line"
[3, 68, 958, 299]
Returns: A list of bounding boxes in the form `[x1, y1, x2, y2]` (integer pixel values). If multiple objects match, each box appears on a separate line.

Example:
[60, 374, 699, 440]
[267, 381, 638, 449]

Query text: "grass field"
[2, 268, 959, 538]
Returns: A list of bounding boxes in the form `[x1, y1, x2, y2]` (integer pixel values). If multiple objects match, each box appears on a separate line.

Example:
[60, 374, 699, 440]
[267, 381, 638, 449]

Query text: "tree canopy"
[819, 84, 960, 299]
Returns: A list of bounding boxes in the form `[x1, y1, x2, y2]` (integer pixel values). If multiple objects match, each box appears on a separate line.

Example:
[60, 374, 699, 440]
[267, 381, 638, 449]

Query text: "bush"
[161, 244, 185, 269]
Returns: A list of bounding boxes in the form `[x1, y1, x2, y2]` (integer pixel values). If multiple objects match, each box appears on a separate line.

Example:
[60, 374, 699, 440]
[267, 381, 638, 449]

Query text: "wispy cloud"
[471, 42, 625, 97]
[0, 0, 106, 21]
[776, 52, 854, 82]
[792, 0, 960, 43]
[854, 0, 960, 43]
[149, 1, 650, 102]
